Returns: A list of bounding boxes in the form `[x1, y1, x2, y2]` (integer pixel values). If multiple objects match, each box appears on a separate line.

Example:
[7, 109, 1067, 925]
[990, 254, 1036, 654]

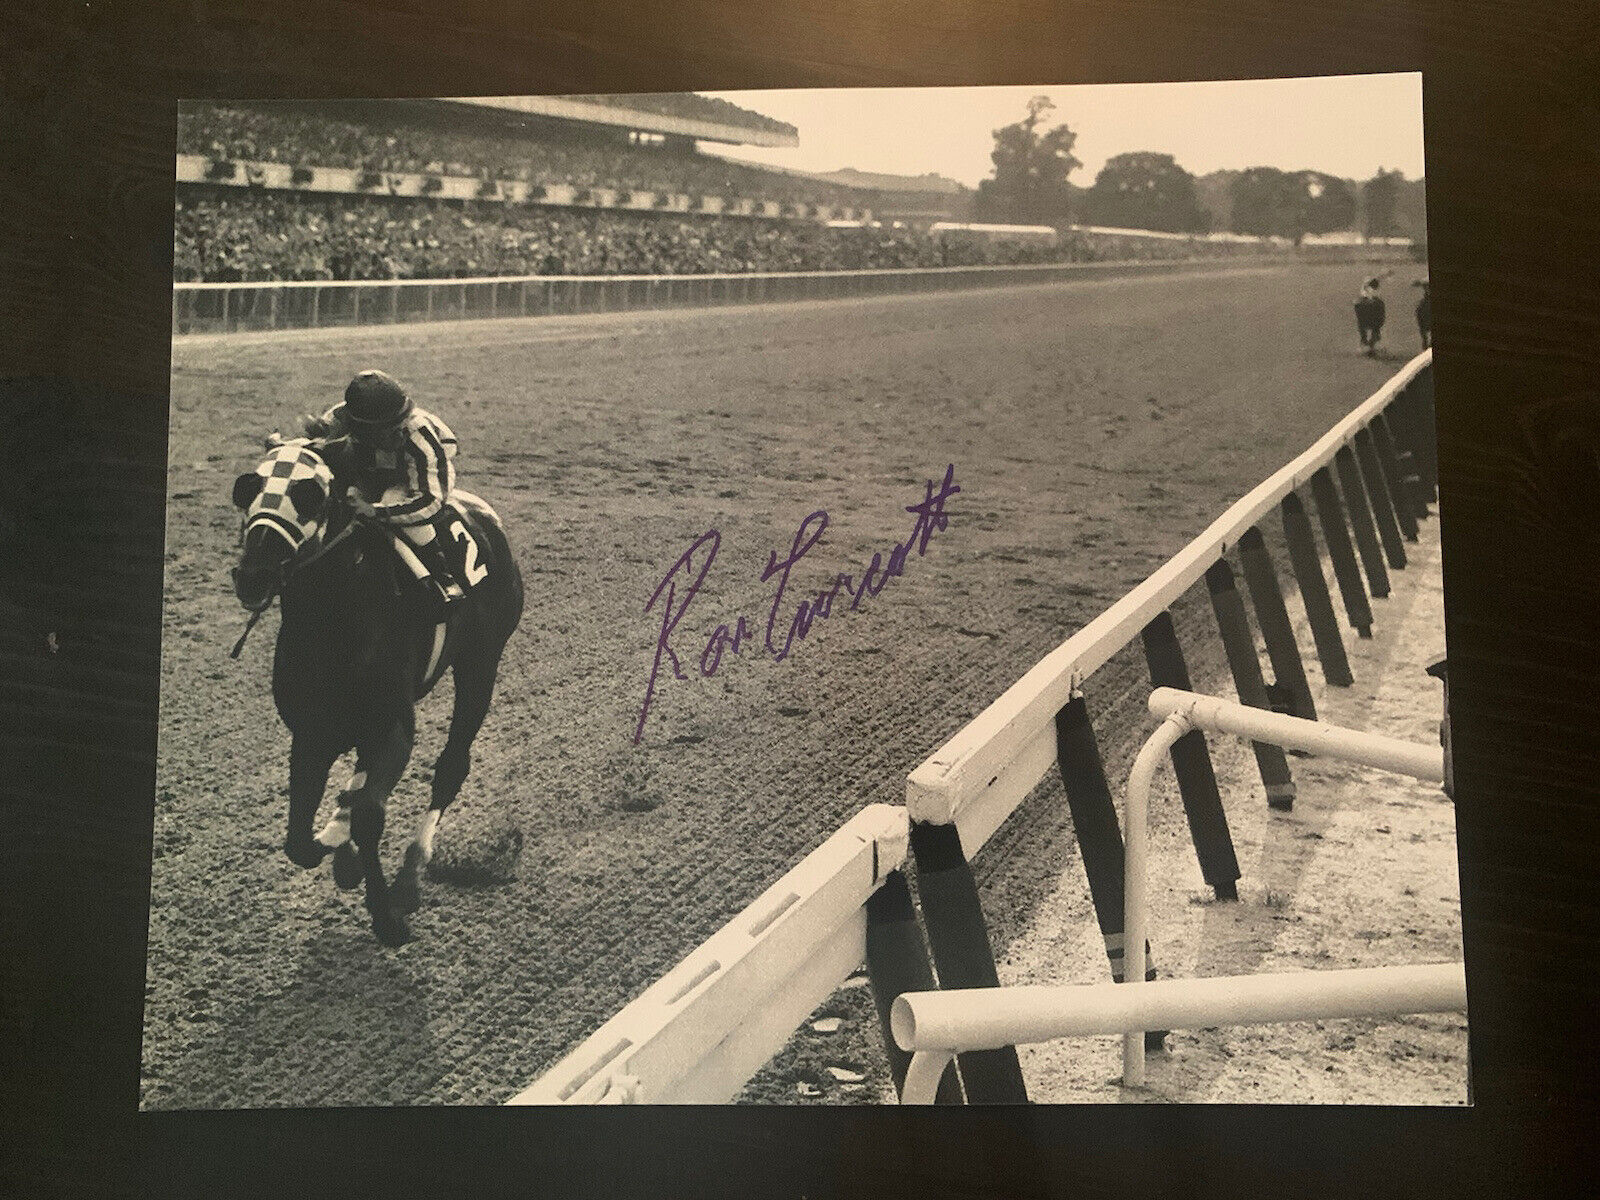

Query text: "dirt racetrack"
[146, 261, 1444, 1107]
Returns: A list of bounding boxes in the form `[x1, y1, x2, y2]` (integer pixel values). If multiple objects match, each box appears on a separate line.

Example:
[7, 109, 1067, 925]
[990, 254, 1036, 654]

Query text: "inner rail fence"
[509, 350, 1437, 1105]
[171, 252, 1394, 336]
[891, 685, 1463, 1103]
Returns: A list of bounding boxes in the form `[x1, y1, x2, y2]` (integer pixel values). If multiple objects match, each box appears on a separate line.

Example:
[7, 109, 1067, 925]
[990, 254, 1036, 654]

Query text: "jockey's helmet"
[342, 370, 414, 428]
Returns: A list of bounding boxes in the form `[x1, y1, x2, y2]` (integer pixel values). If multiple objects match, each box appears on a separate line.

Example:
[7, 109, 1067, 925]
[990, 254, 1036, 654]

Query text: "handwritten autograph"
[634, 464, 960, 743]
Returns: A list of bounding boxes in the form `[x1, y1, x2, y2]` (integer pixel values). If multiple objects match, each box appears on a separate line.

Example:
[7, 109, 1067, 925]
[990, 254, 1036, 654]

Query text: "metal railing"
[892, 686, 1462, 1102]
[171, 258, 1277, 336]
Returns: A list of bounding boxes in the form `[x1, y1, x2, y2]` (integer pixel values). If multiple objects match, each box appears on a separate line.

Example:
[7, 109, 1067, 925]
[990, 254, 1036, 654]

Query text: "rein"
[229, 519, 362, 659]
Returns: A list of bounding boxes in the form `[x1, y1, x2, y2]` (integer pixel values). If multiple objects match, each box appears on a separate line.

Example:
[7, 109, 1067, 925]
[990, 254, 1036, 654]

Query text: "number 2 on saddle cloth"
[372, 485, 489, 597]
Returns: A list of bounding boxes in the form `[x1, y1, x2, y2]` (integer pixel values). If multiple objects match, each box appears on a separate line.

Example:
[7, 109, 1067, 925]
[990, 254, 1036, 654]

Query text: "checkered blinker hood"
[238, 445, 335, 551]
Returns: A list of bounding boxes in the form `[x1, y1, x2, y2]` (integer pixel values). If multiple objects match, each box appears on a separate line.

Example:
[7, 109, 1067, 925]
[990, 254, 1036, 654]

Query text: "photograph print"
[148, 75, 1464, 1107]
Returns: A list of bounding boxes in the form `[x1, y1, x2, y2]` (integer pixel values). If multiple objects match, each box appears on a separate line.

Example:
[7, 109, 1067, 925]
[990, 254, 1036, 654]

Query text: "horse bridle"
[228, 513, 363, 658]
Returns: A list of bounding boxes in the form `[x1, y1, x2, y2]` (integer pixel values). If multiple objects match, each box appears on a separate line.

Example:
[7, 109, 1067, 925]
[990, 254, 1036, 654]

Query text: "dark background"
[3, 1, 1597, 1196]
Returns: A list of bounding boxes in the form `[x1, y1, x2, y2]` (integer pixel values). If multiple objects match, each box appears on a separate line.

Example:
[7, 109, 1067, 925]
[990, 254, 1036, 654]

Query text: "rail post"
[1334, 444, 1391, 598]
[1204, 560, 1298, 808]
[1354, 427, 1407, 569]
[1280, 493, 1355, 687]
[1139, 611, 1241, 899]
[1368, 414, 1421, 537]
[1399, 372, 1438, 502]
[907, 820, 1030, 1103]
[1382, 394, 1430, 520]
[1238, 527, 1318, 722]
[865, 869, 962, 1103]
[1054, 696, 1164, 992]
[1309, 466, 1374, 636]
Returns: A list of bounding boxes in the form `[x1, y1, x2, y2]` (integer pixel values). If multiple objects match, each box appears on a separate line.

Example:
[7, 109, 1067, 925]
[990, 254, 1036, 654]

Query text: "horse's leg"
[319, 767, 365, 891]
[284, 734, 340, 869]
[350, 711, 416, 947]
[393, 653, 501, 914]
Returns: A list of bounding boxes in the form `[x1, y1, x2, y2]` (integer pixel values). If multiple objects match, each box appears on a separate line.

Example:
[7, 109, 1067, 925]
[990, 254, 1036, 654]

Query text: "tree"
[1082, 151, 1209, 233]
[1296, 171, 1356, 236]
[974, 96, 1082, 225]
[1229, 167, 1354, 242]
[1364, 168, 1404, 238]
[1229, 167, 1292, 237]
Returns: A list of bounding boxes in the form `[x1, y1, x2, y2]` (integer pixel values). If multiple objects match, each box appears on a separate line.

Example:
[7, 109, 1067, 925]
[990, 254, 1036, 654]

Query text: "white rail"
[893, 963, 1467, 1103]
[169, 253, 1389, 335]
[506, 804, 907, 1104]
[892, 685, 1461, 1102]
[1119, 687, 1448, 1084]
[906, 350, 1433, 855]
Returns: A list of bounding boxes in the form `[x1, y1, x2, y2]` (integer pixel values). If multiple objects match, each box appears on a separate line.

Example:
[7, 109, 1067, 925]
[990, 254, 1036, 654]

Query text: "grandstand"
[810, 168, 974, 228]
[174, 95, 895, 282]
[172, 96, 1415, 287]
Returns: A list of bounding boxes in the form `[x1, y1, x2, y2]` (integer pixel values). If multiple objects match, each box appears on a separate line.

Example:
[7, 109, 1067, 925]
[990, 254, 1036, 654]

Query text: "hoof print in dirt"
[427, 820, 524, 887]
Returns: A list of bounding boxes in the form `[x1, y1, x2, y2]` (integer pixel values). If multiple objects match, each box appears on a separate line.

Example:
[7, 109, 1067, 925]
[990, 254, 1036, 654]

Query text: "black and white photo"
[147, 77, 1464, 1108]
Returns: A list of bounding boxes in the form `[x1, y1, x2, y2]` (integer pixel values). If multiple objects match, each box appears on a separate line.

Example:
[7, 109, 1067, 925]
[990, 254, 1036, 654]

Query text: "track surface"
[146, 263, 1424, 1107]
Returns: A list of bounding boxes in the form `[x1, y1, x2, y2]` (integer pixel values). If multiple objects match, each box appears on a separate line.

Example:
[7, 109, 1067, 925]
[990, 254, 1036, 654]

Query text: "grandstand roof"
[813, 168, 968, 194]
[440, 94, 798, 148]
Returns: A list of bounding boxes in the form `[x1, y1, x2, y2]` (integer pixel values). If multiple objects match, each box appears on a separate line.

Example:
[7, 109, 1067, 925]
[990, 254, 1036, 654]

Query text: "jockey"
[307, 370, 467, 607]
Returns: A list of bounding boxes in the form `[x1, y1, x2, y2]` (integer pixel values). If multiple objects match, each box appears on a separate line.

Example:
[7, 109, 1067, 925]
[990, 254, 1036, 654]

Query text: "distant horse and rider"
[230, 370, 524, 946]
[1413, 279, 1431, 349]
[1353, 271, 1392, 356]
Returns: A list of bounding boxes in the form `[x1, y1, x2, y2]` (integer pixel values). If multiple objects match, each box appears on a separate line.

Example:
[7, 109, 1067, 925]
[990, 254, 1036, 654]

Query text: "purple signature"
[633, 464, 960, 743]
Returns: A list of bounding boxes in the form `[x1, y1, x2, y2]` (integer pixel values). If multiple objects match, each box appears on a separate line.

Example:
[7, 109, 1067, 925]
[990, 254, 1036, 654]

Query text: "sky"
[700, 75, 1424, 187]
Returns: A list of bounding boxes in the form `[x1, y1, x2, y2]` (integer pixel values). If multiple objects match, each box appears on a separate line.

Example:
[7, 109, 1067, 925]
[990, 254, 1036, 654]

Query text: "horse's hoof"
[284, 837, 329, 870]
[391, 868, 421, 915]
[371, 907, 413, 948]
[332, 842, 363, 890]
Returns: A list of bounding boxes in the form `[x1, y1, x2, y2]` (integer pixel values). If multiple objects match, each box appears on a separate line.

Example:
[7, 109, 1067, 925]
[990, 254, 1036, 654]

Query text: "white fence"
[904, 350, 1434, 855]
[892, 686, 1464, 1102]
[509, 804, 908, 1104]
[171, 259, 1276, 336]
[507, 354, 1436, 1105]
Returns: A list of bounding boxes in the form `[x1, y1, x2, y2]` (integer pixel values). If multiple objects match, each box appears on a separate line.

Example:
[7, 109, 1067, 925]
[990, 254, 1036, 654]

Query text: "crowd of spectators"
[172, 191, 1243, 283]
[177, 103, 866, 210]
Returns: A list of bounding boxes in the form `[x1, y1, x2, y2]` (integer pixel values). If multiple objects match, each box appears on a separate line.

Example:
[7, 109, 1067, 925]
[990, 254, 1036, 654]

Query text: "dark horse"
[1354, 293, 1386, 355]
[231, 442, 524, 946]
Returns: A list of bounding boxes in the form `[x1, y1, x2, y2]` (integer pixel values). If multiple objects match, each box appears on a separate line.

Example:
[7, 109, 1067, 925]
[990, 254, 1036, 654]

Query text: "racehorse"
[1354, 293, 1386, 355]
[230, 442, 524, 946]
